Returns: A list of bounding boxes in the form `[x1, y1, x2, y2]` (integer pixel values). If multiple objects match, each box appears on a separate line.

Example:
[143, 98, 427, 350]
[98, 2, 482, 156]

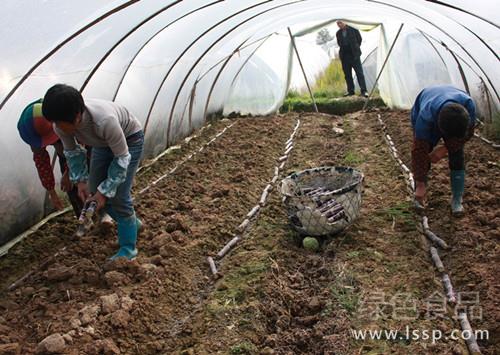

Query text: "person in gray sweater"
[42, 84, 144, 260]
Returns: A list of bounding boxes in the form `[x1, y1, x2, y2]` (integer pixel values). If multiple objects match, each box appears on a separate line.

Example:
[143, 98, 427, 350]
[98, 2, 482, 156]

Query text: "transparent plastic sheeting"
[224, 35, 331, 116]
[0, 0, 498, 243]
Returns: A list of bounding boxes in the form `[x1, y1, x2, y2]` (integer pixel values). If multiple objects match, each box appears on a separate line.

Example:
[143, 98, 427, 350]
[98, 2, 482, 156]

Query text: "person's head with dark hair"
[438, 103, 469, 139]
[42, 84, 85, 134]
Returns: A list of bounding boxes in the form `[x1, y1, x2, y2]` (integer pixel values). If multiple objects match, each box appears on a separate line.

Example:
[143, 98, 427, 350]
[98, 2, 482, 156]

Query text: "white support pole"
[287, 27, 318, 113]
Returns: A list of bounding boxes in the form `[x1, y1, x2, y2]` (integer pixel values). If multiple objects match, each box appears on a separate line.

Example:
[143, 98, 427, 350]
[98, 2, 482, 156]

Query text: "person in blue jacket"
[42, 84, 144, 260]
[411, 85, 476, 215]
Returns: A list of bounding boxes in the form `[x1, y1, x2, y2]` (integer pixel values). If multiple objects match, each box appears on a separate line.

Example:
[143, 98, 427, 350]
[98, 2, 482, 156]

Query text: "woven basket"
[280, 166, 364, 236]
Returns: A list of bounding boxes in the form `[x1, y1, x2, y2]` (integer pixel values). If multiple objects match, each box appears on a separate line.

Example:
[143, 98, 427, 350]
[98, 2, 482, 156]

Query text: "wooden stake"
[422, 216, 430, 230]
[138, 186, 150, 194]
[422, 217, 449, 249]
[478, 134, 492, 144]
[430, 247, 445, 272]
[207, 257, 219, 278]
[457, 312, 482, 355]
[259, 189, 269, 205]
[246, 205, 260, 219]
[442, 274, 456, 303]
[217, 236, 240, 258]
[425, 230, 449, 249]
[288, 28, 318, 112]
[8, 247, 67, 291]
[408, 176, 415, 190]
[238, 219, 250, 232]
[405, 178, 414, 190]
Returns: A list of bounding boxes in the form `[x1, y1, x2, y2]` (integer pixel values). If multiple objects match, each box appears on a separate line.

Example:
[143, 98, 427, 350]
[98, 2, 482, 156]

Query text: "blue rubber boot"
[450, 170, 465, 215]
[136, 217, 143, 235]
[106, 206, 142, 234]
[110, 214, 138, 260]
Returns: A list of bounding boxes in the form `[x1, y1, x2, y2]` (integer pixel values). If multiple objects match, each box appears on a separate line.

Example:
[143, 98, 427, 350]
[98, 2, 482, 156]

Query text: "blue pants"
[88, 131, 144, 218]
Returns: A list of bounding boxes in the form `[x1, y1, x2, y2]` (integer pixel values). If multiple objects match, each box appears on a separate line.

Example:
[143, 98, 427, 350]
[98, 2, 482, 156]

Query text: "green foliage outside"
[281, 59, 385, 115]
[287, 59, 346, 99]
[280, 96, 385, 115]
[313, 59, 346, 98]
[483, 112, 500, 141]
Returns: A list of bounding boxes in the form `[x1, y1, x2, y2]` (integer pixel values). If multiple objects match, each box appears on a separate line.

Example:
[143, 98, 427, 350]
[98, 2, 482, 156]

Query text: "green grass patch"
[375, 202, 414, 228]
[213, 258, 269, 306]
[347, 250, 361, 259]
[280, 96, 385, 115]
[330, 270, 360, 315]
[343, 150, 364, 166]
[229, 341, 258, 355]
[331, 284, 359, 315]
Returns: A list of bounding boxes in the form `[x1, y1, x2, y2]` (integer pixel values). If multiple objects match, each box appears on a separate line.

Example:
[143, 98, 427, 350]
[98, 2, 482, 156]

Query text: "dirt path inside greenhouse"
[0, 111, 497, 354]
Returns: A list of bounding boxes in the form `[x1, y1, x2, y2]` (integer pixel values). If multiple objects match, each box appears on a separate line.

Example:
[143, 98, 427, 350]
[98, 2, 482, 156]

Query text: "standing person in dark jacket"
[410, 85, 476, 215]
[336, 21, 368, 97]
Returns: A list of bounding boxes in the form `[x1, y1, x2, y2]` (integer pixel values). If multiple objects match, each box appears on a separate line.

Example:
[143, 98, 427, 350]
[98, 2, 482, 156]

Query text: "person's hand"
[87, 191, 107, 212]
[77, 182, 90, 203]
[429, 146, 447, 164]
[60, 171, 72, 192]
[415, 181, 426, 206]
[48, 190, 64, 210]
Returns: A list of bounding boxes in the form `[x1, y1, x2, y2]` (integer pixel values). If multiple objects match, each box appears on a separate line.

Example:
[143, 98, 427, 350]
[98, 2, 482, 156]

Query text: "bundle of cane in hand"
[75, 200, 97, 237]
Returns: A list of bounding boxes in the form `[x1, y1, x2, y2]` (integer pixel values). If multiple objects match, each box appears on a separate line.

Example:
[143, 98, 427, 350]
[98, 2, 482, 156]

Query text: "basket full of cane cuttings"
[280, 166, 364, 239]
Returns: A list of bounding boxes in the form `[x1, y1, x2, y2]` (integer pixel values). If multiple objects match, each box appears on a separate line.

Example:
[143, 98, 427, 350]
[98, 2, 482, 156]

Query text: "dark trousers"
[53, 142, 84, 217]
[449, 149, 464, 170]
[418, 148, 465, 184]
[341, 55, 367, 94]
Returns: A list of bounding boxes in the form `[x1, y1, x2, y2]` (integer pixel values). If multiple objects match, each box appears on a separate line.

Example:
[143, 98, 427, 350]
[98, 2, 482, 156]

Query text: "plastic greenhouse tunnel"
[0, 0, 498, 353]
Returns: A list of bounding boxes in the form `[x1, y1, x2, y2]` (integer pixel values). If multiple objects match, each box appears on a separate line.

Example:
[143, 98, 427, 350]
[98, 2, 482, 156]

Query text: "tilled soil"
[375, 109, 500, 355]
[0, 111, 497, 354]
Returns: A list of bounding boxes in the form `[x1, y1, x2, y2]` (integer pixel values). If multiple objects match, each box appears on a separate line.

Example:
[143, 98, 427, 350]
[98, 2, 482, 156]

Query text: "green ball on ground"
[302, 237, 319, 251]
